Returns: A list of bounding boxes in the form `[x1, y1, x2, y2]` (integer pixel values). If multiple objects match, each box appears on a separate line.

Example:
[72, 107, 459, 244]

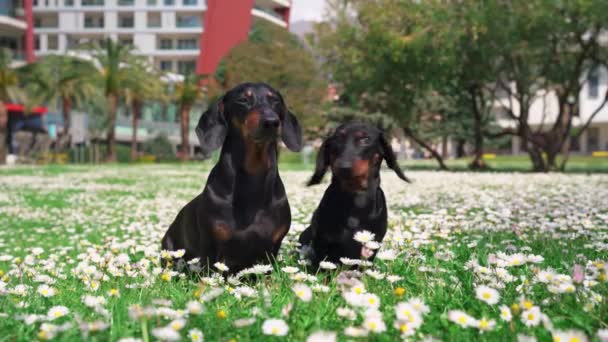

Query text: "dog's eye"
[358, 137, 370, 145]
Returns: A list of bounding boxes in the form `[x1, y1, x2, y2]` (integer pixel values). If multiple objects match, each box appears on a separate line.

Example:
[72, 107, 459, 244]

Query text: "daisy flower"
[336, 307, 357, 321]
[474, 317, 496, 332]
[475, 285, 500, 305]
[186, 301, 203, 315]
[499, 305, 512, 322]
[344, 326, 368, 337]
[354, 230, 375, 244]
[37, 284, 56, 297]
[395, 303, 423, 327]
[47, 306, 70, 320]
[307, 330, 337, 342]
[521, 306, 542, 327]
[292, 283, 312, 302]
[188, 328, 204, 342]
[363, 315, 386, 333]
[448, 310, 474, 328]
[319, 261, 337, 270]
[552, 330, 588, 342]
[407, 297, 430, 314]
[262, 318, 289, 336]
[281, 266, 299, 274]
[213, 262, 229, 272]
[362, 293, 381, 309]
[151, 326, 180, 341]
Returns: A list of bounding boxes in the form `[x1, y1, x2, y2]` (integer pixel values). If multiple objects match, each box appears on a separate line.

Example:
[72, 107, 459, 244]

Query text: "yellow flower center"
[54, 311, 62, 317]
[271, 327, 279, 334]
[570, 338, 581, 342]
[369, 322, 377, 330]
[523, 301, 533, 309]
[479, 319, 489, 329]
[297, 290, 304, 297]
[482, 292, 491, 299]
[458, 316, 467, 324]
[217, 310, 226, 319]
[527, 313, 535, 321]
[400, 324, 408, 333]
[394, 287, 406, 296]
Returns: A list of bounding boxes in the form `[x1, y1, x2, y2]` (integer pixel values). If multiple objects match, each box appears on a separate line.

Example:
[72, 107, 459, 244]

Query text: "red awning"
[5, 103, 48, 115]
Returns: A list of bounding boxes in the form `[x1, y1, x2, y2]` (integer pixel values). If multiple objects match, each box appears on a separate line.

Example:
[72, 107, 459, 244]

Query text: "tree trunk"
[468, 87, 487, 170]
[61, 96, 71, 145]
[179, 103, 191, 162]
[131, 100, 140, 162]
[0, 101, 7, 165]
[456, 138, 466, 158]
[106, 94, 118, 162]
[403, 126, 448, 170]
[469, 118, 487, 170]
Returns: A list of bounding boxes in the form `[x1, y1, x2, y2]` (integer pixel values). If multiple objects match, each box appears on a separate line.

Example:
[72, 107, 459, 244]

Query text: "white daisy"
[188, 328, 204, 342]
[47, 306, 70, 320]
[293, 283, 313, 302]
[499, 305, 512, 322]
[475, 285, 500, 305]
[354, 230, 375, 243]
[262, 319, 289, 336]
[521, 306, 542, 327]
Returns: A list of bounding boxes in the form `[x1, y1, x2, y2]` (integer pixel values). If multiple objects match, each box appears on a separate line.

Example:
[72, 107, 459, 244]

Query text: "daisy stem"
[141, 317, 150, 342]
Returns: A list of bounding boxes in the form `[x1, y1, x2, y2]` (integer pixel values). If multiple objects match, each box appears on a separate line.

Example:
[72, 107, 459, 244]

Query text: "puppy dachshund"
[298, 121, 409, 268]
[162, 83, 302, 274]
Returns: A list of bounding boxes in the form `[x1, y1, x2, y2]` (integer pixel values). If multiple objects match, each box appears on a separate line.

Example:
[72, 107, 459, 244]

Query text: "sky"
[291, 0, 327, 22]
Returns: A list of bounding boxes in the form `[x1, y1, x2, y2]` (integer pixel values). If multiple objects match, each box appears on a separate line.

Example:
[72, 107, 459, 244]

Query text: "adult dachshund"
[162, 83, 302, 273]
[299, 121, 409, 268]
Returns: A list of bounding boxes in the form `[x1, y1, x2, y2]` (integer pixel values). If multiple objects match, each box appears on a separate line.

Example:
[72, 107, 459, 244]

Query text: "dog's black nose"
[262, 117, 280, 130]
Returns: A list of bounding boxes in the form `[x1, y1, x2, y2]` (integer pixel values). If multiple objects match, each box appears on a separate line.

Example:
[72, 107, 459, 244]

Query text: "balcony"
[252, 5, 287, 27]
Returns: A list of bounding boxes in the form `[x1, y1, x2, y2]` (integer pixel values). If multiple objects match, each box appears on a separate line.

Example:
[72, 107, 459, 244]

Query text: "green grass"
[0, 165, 606, 341]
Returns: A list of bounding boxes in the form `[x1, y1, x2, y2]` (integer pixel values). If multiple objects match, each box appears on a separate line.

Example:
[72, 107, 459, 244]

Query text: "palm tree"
[173, 75, 205, 161]
[123, 60, 165, 161]
[90, 38, 135, 162]
[0, 49, 26, 165]
[23, 55, 97, 150]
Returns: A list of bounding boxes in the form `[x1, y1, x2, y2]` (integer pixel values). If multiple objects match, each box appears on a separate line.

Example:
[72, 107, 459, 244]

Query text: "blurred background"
[1, 0, 608, 172]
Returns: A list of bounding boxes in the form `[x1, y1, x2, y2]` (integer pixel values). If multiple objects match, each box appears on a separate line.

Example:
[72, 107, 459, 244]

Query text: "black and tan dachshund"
[161, 82, 302, 273]
[298, 122, 409, 268]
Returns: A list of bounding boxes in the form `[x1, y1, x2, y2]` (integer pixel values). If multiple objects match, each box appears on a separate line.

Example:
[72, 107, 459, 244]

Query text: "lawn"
[0, 165, 607, 341]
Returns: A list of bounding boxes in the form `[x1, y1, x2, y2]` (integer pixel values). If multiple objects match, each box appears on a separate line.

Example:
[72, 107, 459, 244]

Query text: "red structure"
[196, 0, 291, 75]
[23, 0, 35, 63]
[196, 0, 256, 75]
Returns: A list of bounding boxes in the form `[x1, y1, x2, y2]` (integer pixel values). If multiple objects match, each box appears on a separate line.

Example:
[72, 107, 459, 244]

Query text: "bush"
[142, 133, 177, 162]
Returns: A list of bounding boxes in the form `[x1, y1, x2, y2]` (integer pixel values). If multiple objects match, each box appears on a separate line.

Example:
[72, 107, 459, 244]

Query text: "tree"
[123, 60, 165, 161]
[486, 1, 608, 171]
[220, 21, 327, 137]
[0, 49, 26, 165]
[173, 74, 205, 161]
[22, 55, 98, 150]
[90, 38, 137, 162]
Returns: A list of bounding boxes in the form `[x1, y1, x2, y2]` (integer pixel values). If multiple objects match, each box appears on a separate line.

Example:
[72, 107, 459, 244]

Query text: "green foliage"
[142, 133, 177, 162]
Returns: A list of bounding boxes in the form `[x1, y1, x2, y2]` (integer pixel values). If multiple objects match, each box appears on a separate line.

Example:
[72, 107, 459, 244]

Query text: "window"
[34, 18, 41, 27]
[82, 0, 104, 5]
[160, 39, 173, 49]
[588, 67, 599, 99]
[120, 37, 133, 46]
[178, 60, 196, 74]
[118, 0, 134, 5]
[159, 60, 173, 71]
[587, 127, 600, 152]
[177, 38, 196, 50]
[147, 0, 157, 5]
[164, 0, 174, 5]
[47, 35, 58, 50]
[84, 14, 104, 28]
[183, 0, 196, 5]
[119, 14, 134, 28]
[64, 0, 74, 6]
[176, 15, 201, 28]
[147, 12, 161, 28]
[35, 35, 40, 50]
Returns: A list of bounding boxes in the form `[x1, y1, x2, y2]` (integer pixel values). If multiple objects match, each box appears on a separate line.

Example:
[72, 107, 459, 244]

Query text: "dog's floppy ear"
[282, 110, 303, 152]
[196, 97, 227, 155]
[307, 136, 332, 186]
[379, 133, 410, 183]
[276, 91, 302, 151]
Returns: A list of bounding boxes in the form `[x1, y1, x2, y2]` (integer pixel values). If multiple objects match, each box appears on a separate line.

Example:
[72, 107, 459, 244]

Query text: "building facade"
[31, 0, 290, 75]
[0, 0, 32, 66]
